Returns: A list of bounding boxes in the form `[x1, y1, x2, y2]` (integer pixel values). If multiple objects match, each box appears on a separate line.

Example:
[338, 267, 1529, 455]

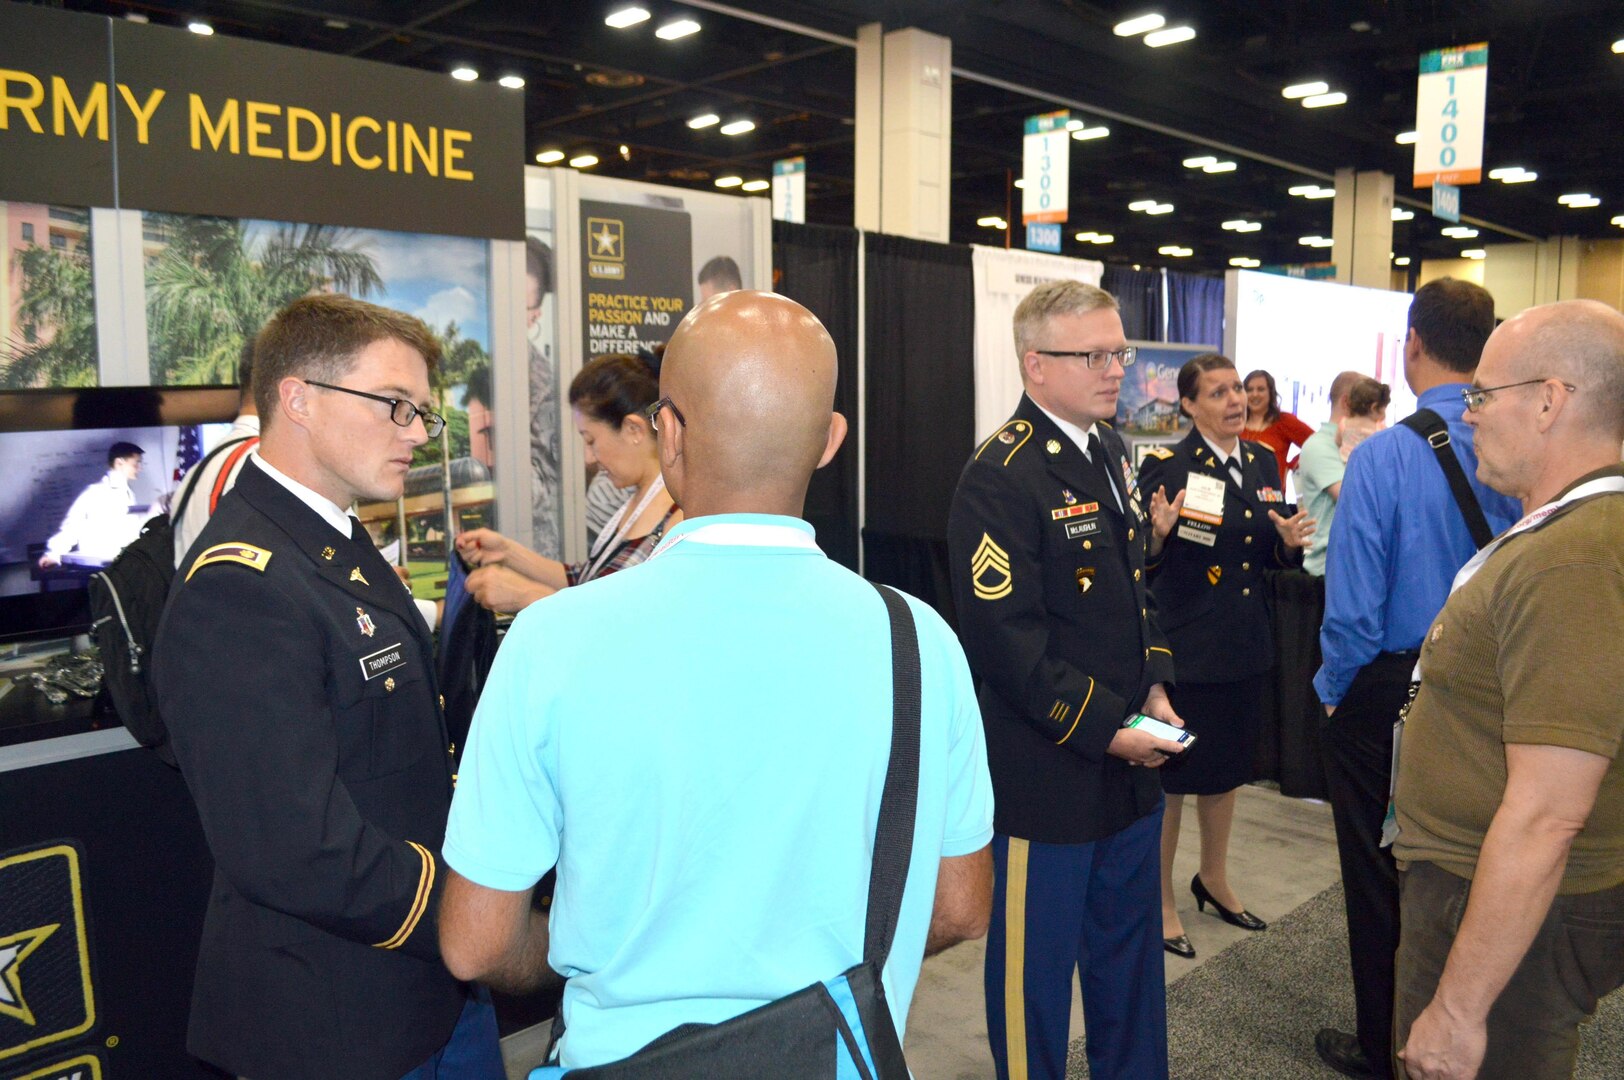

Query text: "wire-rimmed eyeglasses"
[1461, 378, 1576, 414]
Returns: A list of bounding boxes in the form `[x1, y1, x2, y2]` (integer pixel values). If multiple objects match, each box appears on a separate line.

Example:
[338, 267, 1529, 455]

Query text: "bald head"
[1492, 300, 1624, 440]
[659, 291, 844, 513]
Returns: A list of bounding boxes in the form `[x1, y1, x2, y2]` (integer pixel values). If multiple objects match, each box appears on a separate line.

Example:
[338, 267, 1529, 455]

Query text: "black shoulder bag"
[1398, 409, 1493, 549]
[536, 582, 921, 1080]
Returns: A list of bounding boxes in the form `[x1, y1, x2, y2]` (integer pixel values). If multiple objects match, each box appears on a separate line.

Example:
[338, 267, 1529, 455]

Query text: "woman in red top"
[1242, 369, 1315, 480]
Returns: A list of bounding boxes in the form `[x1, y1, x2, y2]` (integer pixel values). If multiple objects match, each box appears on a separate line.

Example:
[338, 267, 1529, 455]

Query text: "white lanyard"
[582, 474, 666, 582]
[1448, 475, 1624, 596]
[651, 521, 822, 560]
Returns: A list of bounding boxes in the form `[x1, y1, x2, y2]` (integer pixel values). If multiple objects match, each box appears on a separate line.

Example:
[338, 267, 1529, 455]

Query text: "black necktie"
[1086, 431, 1118, 506]
[1225, 455, 1243, 488]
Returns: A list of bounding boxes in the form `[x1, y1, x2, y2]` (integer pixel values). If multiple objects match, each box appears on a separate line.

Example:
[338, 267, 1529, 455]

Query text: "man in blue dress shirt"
[1311, 279, 1521, 1079]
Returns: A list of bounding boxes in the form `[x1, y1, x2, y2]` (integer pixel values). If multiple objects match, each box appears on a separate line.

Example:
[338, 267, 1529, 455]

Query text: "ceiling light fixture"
[605, 7, 651, 29]
[741, 179, 770, 192]
[1065, 119, 1084, 131]
[1128, 199, 1158, 211]
[1395, 130, 1419, 144]
[1281, 81, 1329, 99]
[1613, 39, 1624, 54]
[719, 119, 755, 136]
[1558, 193, 1600, 207]
[569, 153, 599, 169]
[1441, 226, 1479, 238]
[451, 67, 478, 81]
[715, 176, 744, 188]
[1113, 14, 1166, 37]
[1013, 179, 1027, 189]
[1203, 161, 1237, 173]
[1500, 171, 1537, 184]
[1075, 231, 1098, 241]
[977, 215, 1009, 230]
[1158, 245, 1193, 257]
[1298, 236, 1334, 248]
[1394, 256, 1412, 266]
[687, 113, 720, 129]
[1304, 187, 1336, 199]
[1071, 125, 1111, 140]
[1302, 91, 1349, 108]
[498, 75, 525, 89]
[1183, 156, 1217, 168]
[188, 21, 214, 35]
[1221, 219, 1262, 232]
[1229, 256, 1261, 268]
[535, 149, 565, 164]
[1144, 26, 1197, 47]
[1091, 234, 1114, 244]
[1462, 249, 1486, 259]
[1288, 184, 1319, 196]
[1392, 208, 1415, 221]
[656, 19, 701, 40]
[1146, 203, 1175, 215]
[1612, 215, 1624, 227]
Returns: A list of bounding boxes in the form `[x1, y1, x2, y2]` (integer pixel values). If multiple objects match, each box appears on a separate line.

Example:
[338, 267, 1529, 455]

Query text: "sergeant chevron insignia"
[971, 533, 1013, 600]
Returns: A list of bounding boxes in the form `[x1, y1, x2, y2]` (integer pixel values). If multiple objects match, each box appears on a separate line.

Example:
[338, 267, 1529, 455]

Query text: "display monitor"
[0, 386, 241, 643]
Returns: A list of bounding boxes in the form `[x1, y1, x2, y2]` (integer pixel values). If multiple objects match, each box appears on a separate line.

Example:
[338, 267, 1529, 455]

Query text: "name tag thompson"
[360, 642, 408, 680]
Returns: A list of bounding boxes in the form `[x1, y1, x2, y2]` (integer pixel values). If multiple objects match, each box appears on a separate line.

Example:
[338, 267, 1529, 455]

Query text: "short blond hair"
[1012, 280, 1119, 362]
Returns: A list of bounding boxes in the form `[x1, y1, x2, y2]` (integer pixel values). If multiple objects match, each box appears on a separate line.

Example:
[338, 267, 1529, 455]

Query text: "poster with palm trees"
[1, 201, 97, 389]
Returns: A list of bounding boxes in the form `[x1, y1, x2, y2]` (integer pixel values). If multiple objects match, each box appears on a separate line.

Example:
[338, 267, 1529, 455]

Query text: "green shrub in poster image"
[1, 203, 97, 389]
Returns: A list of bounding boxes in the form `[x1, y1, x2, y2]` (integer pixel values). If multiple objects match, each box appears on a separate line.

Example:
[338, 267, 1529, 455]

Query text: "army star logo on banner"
[971, 534, 1013, 600]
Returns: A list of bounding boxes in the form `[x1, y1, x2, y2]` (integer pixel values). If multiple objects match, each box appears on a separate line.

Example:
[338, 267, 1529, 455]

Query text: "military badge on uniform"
[1051, 502, 1100, 520]
[350, 567, 370, 586]
[1207, 565, 1223, 585]
[1062, 489, 1077, 505]
[321, 546, 336, 561]
[356, 608, 376, 638]
[971, 533, 1013, 601]
[999, 430, 1016, 444]
[1075, 567, 1095, 593]
[186, 542, 272, 582]
[1046, 439, 1062, 455]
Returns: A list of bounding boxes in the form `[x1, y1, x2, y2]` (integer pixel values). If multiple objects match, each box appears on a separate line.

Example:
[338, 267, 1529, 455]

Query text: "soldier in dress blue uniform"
[154, 296, 503, 1080]
[1137, 352, 1314, 961]
[949, 280, 1188, 1080]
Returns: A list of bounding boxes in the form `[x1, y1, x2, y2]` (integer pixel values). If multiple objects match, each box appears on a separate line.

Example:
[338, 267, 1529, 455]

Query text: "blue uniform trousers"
[983, 805, 1168, 1080]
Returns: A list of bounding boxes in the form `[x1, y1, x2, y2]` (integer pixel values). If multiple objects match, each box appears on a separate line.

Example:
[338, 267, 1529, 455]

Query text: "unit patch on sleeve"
[185, 542, 272, 582]
[971, 534, 1014, 600]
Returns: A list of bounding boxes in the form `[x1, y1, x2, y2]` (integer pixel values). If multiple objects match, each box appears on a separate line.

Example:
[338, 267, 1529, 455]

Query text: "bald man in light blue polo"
[436, 291, 995, 1069]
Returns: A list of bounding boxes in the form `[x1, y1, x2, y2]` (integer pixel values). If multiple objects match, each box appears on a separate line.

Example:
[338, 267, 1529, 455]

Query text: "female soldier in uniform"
[1139, 353, 1314, 958]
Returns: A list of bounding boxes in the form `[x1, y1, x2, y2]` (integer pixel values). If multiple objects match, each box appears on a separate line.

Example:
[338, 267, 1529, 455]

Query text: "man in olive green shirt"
[1391, 299, 1624, 1080]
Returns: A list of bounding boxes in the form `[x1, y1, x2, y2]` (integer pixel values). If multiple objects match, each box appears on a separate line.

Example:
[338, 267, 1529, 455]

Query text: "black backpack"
[87, 436, 253, 766]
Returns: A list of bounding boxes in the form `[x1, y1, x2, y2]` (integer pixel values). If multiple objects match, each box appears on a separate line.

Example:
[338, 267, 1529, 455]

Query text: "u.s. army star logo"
[0, 844, 96, 1063]
[971, 534, 1013, 600]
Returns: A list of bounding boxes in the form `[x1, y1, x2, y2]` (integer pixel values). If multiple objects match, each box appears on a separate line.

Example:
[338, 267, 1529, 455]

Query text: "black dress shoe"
[1191, 873, 1267, 931]
[1314, 1027, 1383, 1079]
[1162, 934, 1195, 959]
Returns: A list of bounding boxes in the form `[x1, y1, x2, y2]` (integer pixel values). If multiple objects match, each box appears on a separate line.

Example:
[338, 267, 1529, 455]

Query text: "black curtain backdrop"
[1102, 265, 1163, 341]
[862, 234, 975, 625]
[1167, 270, 1225, 347]
[772, 221, 861, 573]
[1253, 569, 1332, 798]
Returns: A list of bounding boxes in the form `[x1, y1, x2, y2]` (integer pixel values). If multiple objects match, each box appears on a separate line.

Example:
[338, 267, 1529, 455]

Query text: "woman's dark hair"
[1346, 377, 1392, 419]
[568, 352, 660, 428]
[1244, 368, 1281, 423]
[1177, 353, 1238, 418]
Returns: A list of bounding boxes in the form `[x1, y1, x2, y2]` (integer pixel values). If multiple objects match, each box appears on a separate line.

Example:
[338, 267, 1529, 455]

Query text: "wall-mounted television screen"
[0, 386, 241, 644]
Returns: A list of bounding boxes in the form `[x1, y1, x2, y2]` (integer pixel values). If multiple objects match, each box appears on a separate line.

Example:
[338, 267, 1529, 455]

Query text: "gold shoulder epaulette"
[974, 420, 1033, 466]
[186, 542, 273, 582]
[1143, 445, 1175, 460]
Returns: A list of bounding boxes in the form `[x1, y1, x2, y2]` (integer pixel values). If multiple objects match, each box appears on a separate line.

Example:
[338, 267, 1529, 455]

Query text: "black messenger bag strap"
[1399, 409, 1494, 549]
[864, 583, 921, 969]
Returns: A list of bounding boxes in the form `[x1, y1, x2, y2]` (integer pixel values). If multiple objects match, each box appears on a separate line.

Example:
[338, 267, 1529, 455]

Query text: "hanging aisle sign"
[1022, 110, 1069, 225]
[1432, 182, 1461, 223]
[772, 156, 806, 223]
[1412, 43, 1488, 189]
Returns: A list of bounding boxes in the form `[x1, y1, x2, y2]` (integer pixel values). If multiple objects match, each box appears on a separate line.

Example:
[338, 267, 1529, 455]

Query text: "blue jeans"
[400, 986, 505, 1080]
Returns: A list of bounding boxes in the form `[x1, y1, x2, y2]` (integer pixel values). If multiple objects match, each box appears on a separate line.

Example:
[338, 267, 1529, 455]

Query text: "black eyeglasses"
[306, 380, 446, 438]
[644, 396, 686, 436]
[1032, 346, 1138, 370]
[1461, 378, 1576, 414]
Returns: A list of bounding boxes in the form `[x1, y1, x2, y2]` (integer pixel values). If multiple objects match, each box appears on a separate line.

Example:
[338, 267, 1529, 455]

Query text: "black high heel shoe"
[1163, 934, 1196, 959]
[1191, 874, 1267, 931]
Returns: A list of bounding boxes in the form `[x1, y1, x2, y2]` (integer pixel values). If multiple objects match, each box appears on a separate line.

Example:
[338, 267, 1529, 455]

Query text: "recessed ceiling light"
[1392, 208, 1415, 221]
[324, 18, 349, 30]
[188, 21, 214, 35]
[124, 12, 149, 22]
[687, 114, 720, 130]
[1302, 91, 1349, 108]
[1394, 257, 1411, 266]
[1075, 231, 1099, 241]
[977, 215, 1008, 229]
[1091, 234, 1114, 244]
[1065, 119, 1084, 131]
[1304, 187, 1336, 200]
[1613, 39, 1624, 53]
[1612, 215, 1624, 227]
[1183, 156, 1217, 169]
[498, 75, 526, 89]
[719, 119, 755, 136]
[1229, 256, 1261, 268]
[1500, 171, 1537, 184]
[1350, 21, 1373, 32]
[715, 176, 744, 188]
[1298, 236, 1334, 248]
[1282, 81, 1329, 99]
[605, 7, 651, 29]
[1014, 178, 1027, 189]
[1395, 130, 1419, 144]
[451, 67, 478, 82]
[1128, 199, 1158, 211]
[1462, 249, 1486, 259]
[1558, 193, 1600, 207]
[569, 153, 599, 168]
[1441, 226, 1479, 238]
[1203, 161, 1237, 173]
[1146, 203, 1175, 215]
[1288, 184, 1319, 196]
[535, 149, 565, 164]
[1114, 14, 1166, 37]
[1144, 26, 1196, 47]
[1071, 125, 1111, 140]
[1221, 219, 1261, 232]
[741, 179, 769, 192]
[1157, 245, 1193, 257]
[656, 19, 701, 40]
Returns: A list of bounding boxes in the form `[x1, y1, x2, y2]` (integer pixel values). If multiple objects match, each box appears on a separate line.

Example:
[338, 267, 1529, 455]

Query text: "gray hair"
[1517, 300, 1624, 439]
[1012, 280, 1120, 361]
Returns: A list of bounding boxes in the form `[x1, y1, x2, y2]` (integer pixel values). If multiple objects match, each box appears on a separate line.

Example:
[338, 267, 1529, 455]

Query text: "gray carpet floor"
[1066, 882, 1622, 1079]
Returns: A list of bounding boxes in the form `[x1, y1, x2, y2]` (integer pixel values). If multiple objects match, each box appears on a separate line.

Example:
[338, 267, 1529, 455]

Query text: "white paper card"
[1181, 473, 1227, 525]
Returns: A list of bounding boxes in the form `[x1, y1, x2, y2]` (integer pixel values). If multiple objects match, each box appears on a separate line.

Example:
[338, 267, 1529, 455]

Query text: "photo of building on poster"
[0, 201, 97, 390]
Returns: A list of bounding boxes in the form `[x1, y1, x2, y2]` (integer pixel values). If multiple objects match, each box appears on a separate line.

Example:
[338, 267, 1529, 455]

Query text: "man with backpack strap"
[1312, 279, 1522, 1079]
[172, 343, 259, 567]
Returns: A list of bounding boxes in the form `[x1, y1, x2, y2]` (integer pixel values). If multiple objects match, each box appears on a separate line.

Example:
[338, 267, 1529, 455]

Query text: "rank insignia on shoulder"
[186, 542, 272, 581]
[1046, 439, 1062, 455]
[356, 607, 376, 637]
[971, 533, 1013, 601]
[1144, 446, 1174, 460]
[321, 546, 336, 561]
[350, 567, 370, 586]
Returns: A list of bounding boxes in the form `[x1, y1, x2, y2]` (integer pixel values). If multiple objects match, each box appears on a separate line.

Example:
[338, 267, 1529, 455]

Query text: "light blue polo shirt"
[1297, 424, 1345, 576]
[443, 514, 993, 1069]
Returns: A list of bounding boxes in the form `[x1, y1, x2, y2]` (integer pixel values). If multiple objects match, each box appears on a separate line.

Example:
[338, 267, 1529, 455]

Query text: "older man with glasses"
[1390, 299, 1624, 1080]
[154, 294, 501, 1080]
